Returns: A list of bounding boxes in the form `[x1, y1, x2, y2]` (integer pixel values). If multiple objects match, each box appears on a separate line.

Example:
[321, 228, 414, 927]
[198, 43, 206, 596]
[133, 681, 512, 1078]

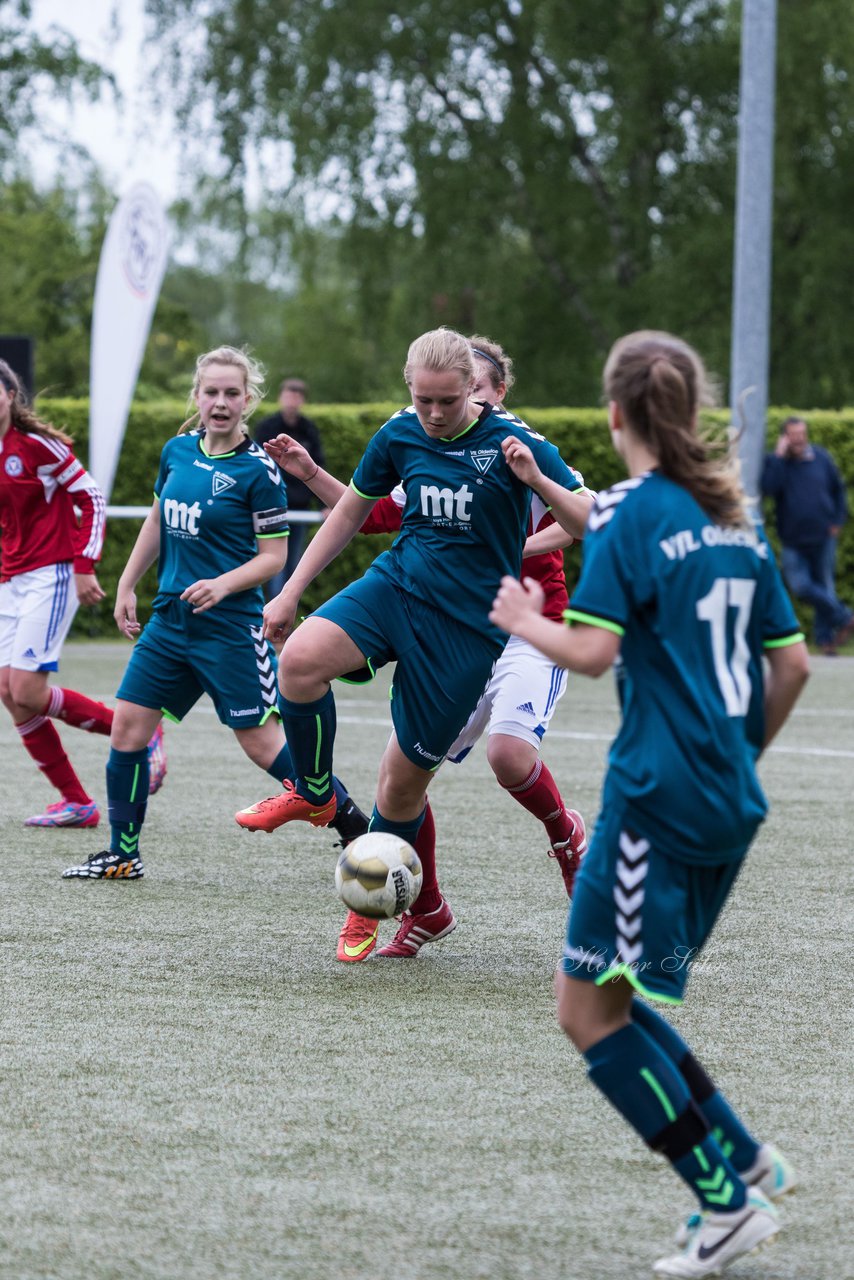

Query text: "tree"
[145, 0, 747, 402]
[145, 0, 854, 408]
[770, 0, 854, 407]
[0, 176, 106, 394]
[0, 0, 110, 175]
[0, 169, 308, 404]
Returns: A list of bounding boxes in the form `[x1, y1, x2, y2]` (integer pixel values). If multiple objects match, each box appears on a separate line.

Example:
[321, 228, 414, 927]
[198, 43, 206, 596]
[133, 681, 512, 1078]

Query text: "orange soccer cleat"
[235, 780, 337, 833]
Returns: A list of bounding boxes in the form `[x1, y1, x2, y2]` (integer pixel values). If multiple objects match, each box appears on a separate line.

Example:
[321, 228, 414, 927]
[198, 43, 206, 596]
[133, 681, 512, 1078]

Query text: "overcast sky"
[31, 0, 181, 203]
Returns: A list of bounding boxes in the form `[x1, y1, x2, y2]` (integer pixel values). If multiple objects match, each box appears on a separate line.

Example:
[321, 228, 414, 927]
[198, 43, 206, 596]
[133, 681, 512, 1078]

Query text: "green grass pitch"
[2, 643, 851, 1279]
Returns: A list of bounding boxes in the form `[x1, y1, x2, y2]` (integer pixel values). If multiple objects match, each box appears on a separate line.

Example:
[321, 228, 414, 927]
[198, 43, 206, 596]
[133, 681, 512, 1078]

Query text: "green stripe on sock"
[640, 1068, 677, 1123]
[314, 715, 322, 774]
[712, 1126, 735, 1160]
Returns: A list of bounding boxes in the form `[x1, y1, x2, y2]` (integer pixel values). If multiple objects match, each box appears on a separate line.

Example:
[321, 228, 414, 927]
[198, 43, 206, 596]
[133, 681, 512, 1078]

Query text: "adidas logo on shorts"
[516, 701, 535, 715]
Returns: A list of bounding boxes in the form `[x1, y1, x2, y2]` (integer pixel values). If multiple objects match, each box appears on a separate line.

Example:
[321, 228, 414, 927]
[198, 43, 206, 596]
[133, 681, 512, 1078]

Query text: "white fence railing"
[106, 506, 323, 522]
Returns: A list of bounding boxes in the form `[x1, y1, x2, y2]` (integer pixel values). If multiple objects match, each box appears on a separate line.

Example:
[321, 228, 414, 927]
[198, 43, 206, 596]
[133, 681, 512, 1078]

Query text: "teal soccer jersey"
[153, 431, 288, 619]
[567, 471, 802, 863]
[351, 403, 584, 643]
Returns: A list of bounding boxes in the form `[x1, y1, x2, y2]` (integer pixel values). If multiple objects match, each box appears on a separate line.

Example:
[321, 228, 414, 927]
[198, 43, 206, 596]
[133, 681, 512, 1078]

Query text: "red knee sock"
[16, 714, 91, 803]
[410, 801, 441, 915]
[502, 758, 572, 847]
[46, 686, 113, 735]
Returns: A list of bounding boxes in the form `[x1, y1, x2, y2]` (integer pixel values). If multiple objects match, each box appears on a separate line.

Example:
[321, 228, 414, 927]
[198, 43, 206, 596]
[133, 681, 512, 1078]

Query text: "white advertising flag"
[90, 182, 170, 501]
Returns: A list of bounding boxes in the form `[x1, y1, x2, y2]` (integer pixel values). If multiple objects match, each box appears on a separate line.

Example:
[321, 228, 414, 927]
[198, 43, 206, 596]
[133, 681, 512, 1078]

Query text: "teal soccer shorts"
[117, 596, 279, 728]
[313, 569, 502, 770]
[561, 798, 745, 1004]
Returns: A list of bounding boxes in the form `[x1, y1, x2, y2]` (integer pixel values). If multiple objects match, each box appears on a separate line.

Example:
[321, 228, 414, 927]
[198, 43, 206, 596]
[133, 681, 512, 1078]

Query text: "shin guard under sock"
[631, 1000, 761, 1171]
[106, 747, 149, 857]
[584, 1023, 747, 1211]
[277, 690, 336, 804]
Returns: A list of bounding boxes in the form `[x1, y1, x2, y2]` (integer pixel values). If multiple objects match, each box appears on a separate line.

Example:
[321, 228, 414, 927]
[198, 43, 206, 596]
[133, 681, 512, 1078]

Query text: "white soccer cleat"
[745, 1142, 798, 1202]
[654, 1189, 779, 1278]
[674, 1142, 796, 1246]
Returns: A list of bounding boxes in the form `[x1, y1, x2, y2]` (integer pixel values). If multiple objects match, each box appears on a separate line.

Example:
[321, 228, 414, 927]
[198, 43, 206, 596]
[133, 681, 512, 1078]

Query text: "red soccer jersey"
[0, 426, 106, 581]
[359, 486, 570, 621]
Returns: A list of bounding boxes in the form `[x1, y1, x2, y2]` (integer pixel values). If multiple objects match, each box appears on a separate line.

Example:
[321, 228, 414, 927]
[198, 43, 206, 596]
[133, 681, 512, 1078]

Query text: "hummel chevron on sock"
[277, 689, 336, 805]
[266, 742, 354, 813]
[632, 999, 762, 1172]
[106, 746, 149, 857]
[584, 1023, 747, 1212]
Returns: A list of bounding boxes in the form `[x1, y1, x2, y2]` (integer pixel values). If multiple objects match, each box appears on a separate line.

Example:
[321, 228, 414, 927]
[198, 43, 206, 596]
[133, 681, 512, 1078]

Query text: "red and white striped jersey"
[0, 426, 106, 581]
[360, 484, 570, 622]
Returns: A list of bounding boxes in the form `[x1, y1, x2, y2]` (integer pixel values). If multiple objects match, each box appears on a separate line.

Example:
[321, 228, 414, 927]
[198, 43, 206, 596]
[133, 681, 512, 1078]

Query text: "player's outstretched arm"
[114, 502, 161, 638]
[263, 433, 347, 508]
[500, 437, 593, 539]
[523, 523, 574, 557]
[490, 575, 619, 676]
[762, 640, 809, 750]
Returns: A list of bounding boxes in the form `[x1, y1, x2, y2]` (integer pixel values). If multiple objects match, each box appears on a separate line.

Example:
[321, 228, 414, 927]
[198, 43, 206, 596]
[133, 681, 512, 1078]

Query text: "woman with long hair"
[491, 330, 809, 1277]
[0, 359, 165, 826]
[62, 346, 366, 880]
[236, 327, 592, 957]
[254, 335, 592, 962]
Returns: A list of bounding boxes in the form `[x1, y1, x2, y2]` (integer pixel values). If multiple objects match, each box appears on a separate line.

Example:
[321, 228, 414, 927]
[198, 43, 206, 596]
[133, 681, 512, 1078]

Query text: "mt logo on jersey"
[420, 482, 473, 523]
[163, 498, 202, 536]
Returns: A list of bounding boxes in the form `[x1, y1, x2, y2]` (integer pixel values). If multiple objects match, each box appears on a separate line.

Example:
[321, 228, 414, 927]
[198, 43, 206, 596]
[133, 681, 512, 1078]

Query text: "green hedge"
[33, 399, 854, 640]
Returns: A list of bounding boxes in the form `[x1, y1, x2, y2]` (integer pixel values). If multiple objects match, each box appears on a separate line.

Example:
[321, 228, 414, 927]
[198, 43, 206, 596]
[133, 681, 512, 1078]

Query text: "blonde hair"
[179, 346, 265, 434]
[604, 330, 747, 528]
[0, 359, 73, 445]
[468, 334, 515, 400]
[403, 328, 475, 388]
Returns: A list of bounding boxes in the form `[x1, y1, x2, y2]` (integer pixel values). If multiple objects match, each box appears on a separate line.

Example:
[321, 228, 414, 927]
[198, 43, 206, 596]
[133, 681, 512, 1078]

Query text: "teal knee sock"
[631, 1000, 761, 1171]
[106, 746, 149, 857]
[368, 806, 426, 844]
[585, 1024, 747, 1211]
[266, 743, 295, 783]
[266, 741, 353, 811]
[277, 690, 336, 804]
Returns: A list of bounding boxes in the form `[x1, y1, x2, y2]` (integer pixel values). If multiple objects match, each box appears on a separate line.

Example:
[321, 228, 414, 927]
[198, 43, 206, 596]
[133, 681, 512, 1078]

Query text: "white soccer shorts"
[447, 634, 568, 761]
[0, 563, 79, 672]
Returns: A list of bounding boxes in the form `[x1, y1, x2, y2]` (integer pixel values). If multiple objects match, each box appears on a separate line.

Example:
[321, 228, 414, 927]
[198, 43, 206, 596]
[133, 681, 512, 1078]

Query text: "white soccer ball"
[334, 832, 423, 919]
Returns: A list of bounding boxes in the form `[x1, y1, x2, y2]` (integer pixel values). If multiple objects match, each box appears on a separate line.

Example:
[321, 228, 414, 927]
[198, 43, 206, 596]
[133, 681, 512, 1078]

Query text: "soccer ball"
[334, 832, 423, 919]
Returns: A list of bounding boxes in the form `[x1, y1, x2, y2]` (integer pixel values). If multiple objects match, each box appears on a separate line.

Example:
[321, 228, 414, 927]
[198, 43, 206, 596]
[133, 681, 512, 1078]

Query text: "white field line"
[74, 698, 854, 759]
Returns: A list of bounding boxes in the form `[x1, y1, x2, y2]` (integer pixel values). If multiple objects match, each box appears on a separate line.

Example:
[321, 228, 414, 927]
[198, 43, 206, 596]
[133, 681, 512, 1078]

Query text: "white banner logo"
[90, 183, 170, 501]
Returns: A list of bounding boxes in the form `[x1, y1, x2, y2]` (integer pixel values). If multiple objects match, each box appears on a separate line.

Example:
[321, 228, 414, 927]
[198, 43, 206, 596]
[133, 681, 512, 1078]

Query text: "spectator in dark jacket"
[253, 379, 327, 598]
[761, 416, 853, 654]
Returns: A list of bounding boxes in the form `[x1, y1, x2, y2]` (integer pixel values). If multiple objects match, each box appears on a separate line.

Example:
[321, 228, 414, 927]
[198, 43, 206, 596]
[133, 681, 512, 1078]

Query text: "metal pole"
[730, 0, 778, 507]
